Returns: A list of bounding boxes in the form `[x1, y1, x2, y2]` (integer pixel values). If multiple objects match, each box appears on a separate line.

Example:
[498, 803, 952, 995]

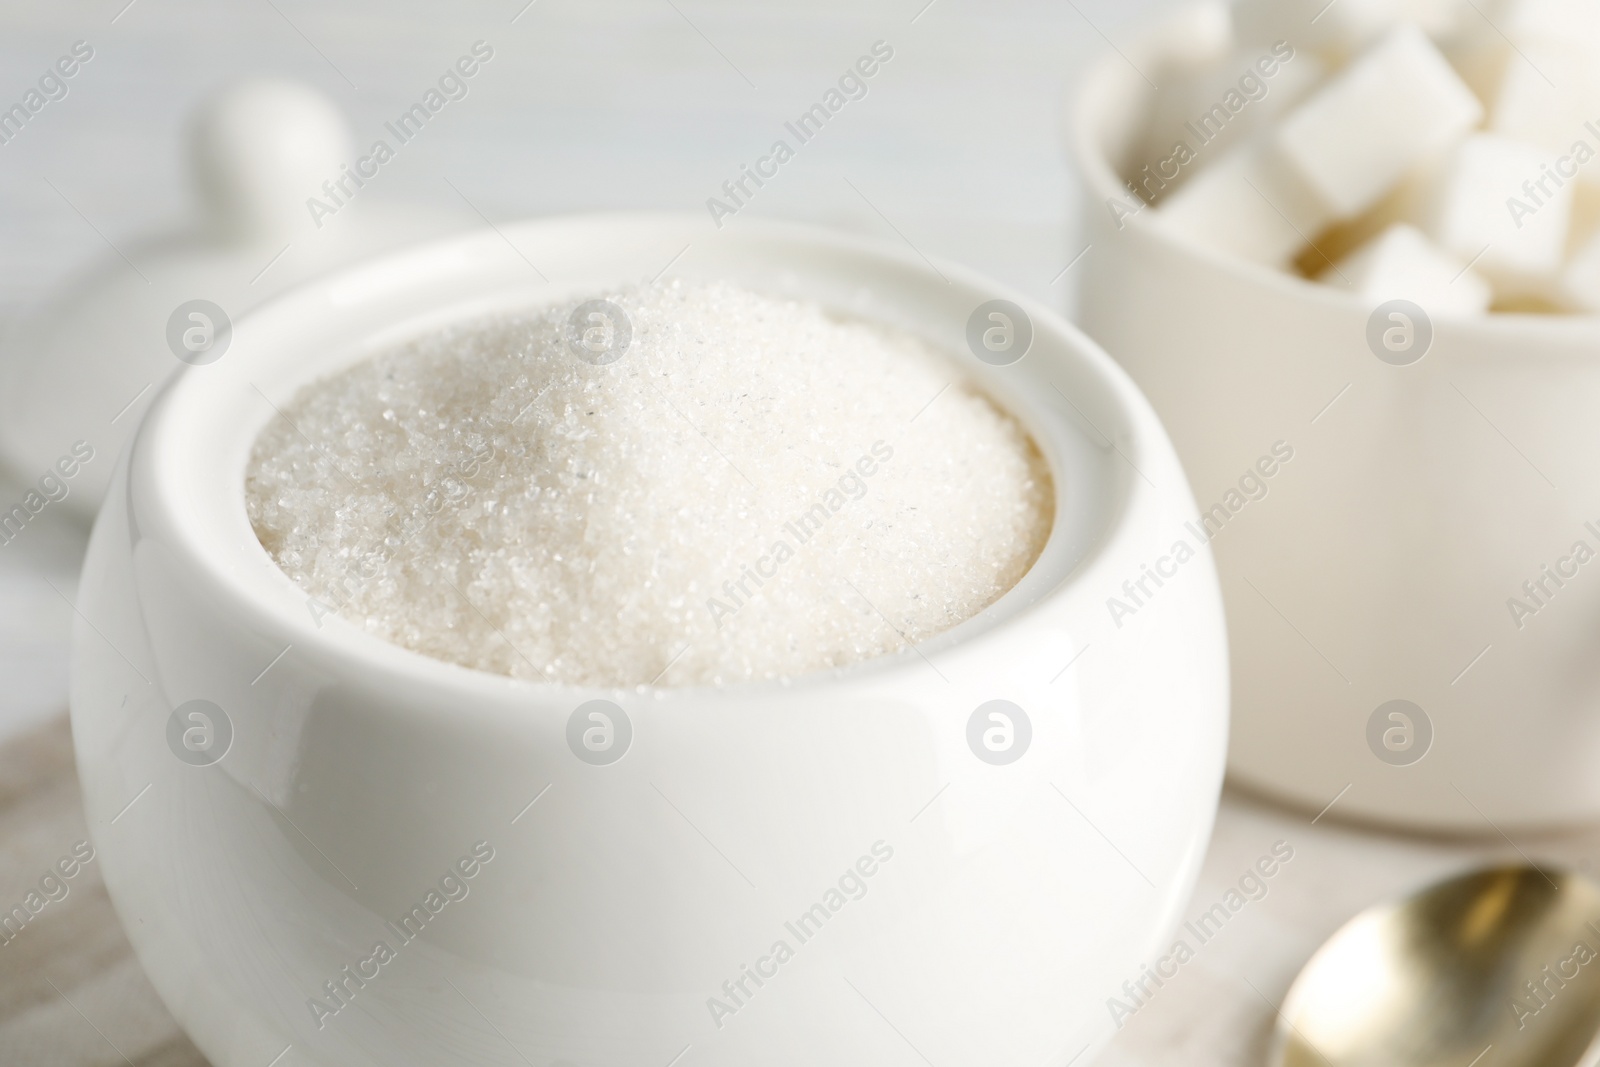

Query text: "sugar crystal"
[246, 280, 1054, 687]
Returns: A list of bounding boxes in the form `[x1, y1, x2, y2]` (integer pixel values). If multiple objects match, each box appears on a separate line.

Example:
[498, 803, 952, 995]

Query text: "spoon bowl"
[1275, 865, 1600, 1067]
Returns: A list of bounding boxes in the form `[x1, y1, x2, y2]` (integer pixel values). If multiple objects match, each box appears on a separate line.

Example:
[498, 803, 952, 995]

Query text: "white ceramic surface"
[1068, 3, 1600, 831]
[70, 213, 1227, 1066]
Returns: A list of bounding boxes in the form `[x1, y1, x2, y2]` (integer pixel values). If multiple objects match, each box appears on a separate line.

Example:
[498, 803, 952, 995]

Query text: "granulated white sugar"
[246, 280, 1053, 687]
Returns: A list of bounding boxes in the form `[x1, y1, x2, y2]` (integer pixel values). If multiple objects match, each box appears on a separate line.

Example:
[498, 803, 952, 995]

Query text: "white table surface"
[6, 3, 1596, 1064]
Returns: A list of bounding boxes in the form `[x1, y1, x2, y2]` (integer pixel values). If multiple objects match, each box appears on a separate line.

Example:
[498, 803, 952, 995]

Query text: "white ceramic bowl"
[71, 213, 1227, 1066]
[1068, 3, 1600, 831]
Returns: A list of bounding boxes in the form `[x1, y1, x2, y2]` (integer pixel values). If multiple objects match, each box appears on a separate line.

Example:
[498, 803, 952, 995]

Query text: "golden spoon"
[1272, 865, 1600, 1067]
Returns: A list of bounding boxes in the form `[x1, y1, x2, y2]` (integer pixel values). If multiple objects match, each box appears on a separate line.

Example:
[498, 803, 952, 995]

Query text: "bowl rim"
[120, 210, 1174, 710]
[1063, 0, 1600, 341]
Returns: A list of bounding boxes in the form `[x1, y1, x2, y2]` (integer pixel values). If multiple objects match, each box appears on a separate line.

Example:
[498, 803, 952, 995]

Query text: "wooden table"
[0, 716, 205, 1065]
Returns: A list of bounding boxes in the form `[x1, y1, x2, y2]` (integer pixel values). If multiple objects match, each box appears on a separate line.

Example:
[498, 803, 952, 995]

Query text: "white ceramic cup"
[71, 213, 1227, 1066]
[1068, 3, 1600, 831]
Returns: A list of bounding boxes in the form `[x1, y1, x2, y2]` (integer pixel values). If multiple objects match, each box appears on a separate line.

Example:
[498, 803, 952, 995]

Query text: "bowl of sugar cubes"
[69, 212, 1228, 1066]
[1070, 0, 1600, 832]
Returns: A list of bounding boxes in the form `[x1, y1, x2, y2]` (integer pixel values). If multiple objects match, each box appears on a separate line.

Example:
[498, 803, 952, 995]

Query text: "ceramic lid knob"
[0, 78, 475, 521]
[189, 79, 353, 243]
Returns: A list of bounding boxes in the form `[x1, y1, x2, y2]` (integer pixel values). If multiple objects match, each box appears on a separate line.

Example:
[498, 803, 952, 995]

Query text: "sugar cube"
[1501, 0, 1600, 48]
[1490, 43, 1600, 185]
[1232, 0, 1469, 57]
[1147, 1, 1234, 72]
[1571, 182, 1600, 248]
[1300, 164, 1435, 271]
[1101, 3, 1232, 178]
[1159, 138, 1334, 265]
[1139, 44, 1325, 200]
[1417, 133, 1574, 299]
[1560, 229, 1600, 311]
[1232, 0, 1398, 58]
[1275, 25, 1483, 219]
[1398, 0, 1476, 38]
[1319, 222, 1492, 314]
[1438, 16, 1514, 106]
